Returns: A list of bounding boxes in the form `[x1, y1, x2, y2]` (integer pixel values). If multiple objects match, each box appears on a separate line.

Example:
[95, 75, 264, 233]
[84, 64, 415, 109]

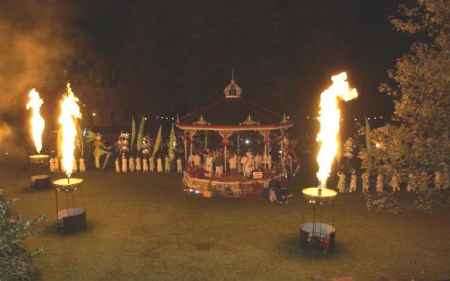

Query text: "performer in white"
[164, 154, 171, 173]
[229, 153, 237, 174]
[176, 158, 183, 173]
[406, 173, 416, 192]
[362, 172, 369, 193]
[140, 136, 152, 173]
[240, 154, 247, 176]
[142, 157, 149, 172]
[193, 153, 202, 169]
[135, 157, 142, 172]
[376, 174, 384, 193]
[390, 172, 401, 192]
[244, 152, 255, 177]
[149, 157, 155, 172]
[349, 170, 357, 192]
[129, 157, 135, 172]
[205, 152, 214, 177]
[337, 171, 346, 193]
[156, 157, 163, 173]
[121, 155, 128, 173]
[264, 153, 272, 171]
[115, 158, 120, 173]
[254, 153, 262, 170]
[115, 132, 130, 173]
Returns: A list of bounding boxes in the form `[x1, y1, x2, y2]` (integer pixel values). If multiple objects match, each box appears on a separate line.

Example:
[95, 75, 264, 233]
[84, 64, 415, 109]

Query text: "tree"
[361, 0, 449, 184]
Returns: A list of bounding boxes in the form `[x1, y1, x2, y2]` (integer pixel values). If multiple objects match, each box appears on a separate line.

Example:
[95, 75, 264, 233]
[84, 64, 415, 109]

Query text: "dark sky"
[75, 0, 409, 117]
[2, 0, 411, 120]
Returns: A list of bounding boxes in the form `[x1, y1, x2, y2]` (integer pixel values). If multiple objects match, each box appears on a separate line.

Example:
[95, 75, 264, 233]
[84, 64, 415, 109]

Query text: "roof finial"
[231, 68, 234, 81]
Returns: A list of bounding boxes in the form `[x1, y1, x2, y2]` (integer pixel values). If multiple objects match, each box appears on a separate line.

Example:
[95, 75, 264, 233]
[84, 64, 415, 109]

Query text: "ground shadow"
[277, 233, 348, 260]
[40, 218, 99, 237]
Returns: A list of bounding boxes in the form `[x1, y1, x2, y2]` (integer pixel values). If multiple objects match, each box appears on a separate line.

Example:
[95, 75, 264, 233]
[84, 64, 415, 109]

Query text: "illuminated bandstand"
[177, 77, 293, 198]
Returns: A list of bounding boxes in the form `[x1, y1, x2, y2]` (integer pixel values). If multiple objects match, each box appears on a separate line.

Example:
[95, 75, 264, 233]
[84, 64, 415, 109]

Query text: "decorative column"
[184, 131, 188, 162]
[261, 131, 270, 169]
[280, 129, 286, 176]
[188, 130, 197, 158]
[219, 131, 232, 174]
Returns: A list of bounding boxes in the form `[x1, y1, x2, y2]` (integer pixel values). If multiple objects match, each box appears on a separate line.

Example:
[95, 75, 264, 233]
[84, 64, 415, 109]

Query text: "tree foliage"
[361, 0, 450, 181]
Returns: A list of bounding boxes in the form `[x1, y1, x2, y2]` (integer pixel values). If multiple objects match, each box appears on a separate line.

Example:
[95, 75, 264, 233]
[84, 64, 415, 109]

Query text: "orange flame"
[58, 83, 81, 178]
[316, 72, 357, 188]
[26, 89, 45, 154]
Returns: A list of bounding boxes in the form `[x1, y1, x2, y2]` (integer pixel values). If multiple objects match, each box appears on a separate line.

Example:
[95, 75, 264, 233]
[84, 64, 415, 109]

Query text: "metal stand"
[300, 187, 337, 252]
[29, 154, 50, 190]
[53, 178, 86, 233]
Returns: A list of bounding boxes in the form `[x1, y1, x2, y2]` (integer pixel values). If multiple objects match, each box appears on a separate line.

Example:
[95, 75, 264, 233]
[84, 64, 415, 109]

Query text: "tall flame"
[26, 89, 45, 154]
[316, 72, 357, 188]
[58, 83, 81, 178]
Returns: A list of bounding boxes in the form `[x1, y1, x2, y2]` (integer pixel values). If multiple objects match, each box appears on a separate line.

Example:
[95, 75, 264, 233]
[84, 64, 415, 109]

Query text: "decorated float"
[177, 77, 293, 198]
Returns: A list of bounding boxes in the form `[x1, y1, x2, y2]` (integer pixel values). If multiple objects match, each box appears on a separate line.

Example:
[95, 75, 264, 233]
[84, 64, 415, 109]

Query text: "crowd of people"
[186, 149, 300, 180]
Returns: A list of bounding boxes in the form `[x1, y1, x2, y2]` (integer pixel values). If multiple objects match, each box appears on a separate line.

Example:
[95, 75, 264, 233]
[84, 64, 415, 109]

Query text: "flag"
[136, 116, 146, 152]
[130, 116, 136, 154]
[168, 123, 176, 161]
[365, 116, 372, 174]
[84, 130, 97, 143]
[152, 126, 162, 157]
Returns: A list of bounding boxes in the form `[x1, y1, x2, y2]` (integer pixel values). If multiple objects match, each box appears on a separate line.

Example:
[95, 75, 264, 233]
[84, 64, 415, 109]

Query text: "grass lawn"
[1, 162, 450, 281]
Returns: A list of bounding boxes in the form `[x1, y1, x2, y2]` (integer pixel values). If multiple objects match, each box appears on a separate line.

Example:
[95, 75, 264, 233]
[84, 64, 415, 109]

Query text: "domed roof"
[177, 79, 293, 132]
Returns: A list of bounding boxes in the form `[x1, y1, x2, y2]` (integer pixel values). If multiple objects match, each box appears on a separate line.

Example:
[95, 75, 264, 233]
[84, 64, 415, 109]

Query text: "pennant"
[130, 116, 136, 153]
[168, 123, 176, 161]
[152, 126, 162, 157]
[136, 116, 146, 152]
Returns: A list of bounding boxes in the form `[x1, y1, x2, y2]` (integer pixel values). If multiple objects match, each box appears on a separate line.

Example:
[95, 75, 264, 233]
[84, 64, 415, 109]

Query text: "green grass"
[1, 162, 450, 281]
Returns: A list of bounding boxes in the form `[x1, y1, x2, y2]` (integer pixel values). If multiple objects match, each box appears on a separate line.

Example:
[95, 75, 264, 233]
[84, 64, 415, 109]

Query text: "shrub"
[0, 190, 44, 281]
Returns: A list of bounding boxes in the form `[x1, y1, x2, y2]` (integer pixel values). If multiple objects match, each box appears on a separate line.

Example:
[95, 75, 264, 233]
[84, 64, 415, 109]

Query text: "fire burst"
[58, 83, 81, 178]
[26, 89, 45, 154]
[316, 72, 357, 188]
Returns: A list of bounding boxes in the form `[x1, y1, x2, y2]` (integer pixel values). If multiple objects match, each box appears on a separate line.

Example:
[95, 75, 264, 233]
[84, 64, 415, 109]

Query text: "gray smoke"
[0, 1, 76, 160]
[0, 0, 75, 115]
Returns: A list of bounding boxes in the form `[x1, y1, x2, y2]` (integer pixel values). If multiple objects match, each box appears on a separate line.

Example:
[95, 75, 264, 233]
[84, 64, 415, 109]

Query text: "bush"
[414, 189, 450, 213]
[0, 190, 44, 281]
[364, 192, 403, 215]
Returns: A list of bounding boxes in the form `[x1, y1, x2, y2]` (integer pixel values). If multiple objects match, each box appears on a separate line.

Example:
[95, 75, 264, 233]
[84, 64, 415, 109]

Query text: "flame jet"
[316, 72, 358, 188]
[26, 89, 45, 154]
[58, 83, 81, 178]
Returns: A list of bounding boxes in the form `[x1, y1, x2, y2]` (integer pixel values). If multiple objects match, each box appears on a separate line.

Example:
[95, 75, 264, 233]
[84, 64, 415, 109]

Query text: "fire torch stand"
[29, 154, 51, 190]
[53, 178, 86, 234]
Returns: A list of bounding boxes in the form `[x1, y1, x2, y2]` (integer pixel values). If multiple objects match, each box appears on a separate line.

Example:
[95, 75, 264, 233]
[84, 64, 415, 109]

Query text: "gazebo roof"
[177, 79, 293, 132]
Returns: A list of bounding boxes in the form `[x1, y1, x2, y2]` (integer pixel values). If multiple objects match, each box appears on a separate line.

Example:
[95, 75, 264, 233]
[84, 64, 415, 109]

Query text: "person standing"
[349, 170, 357, 192]
[390, 172, 401, 192]
[337, 170, 346, 193]
[156, 155, 163, 173]
[376, 174, 384, 193]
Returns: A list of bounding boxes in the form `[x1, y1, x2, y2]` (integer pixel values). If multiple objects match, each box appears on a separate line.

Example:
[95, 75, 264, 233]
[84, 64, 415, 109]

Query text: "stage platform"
[182, 171, 280, 198]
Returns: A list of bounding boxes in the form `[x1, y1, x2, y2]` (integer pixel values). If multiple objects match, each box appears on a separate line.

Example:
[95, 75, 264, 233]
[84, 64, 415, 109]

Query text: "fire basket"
[300, 187, 337, 252]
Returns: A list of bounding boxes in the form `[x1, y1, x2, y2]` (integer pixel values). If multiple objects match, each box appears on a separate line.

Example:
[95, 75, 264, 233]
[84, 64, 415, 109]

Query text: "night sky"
[1, 0, 411, 121]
